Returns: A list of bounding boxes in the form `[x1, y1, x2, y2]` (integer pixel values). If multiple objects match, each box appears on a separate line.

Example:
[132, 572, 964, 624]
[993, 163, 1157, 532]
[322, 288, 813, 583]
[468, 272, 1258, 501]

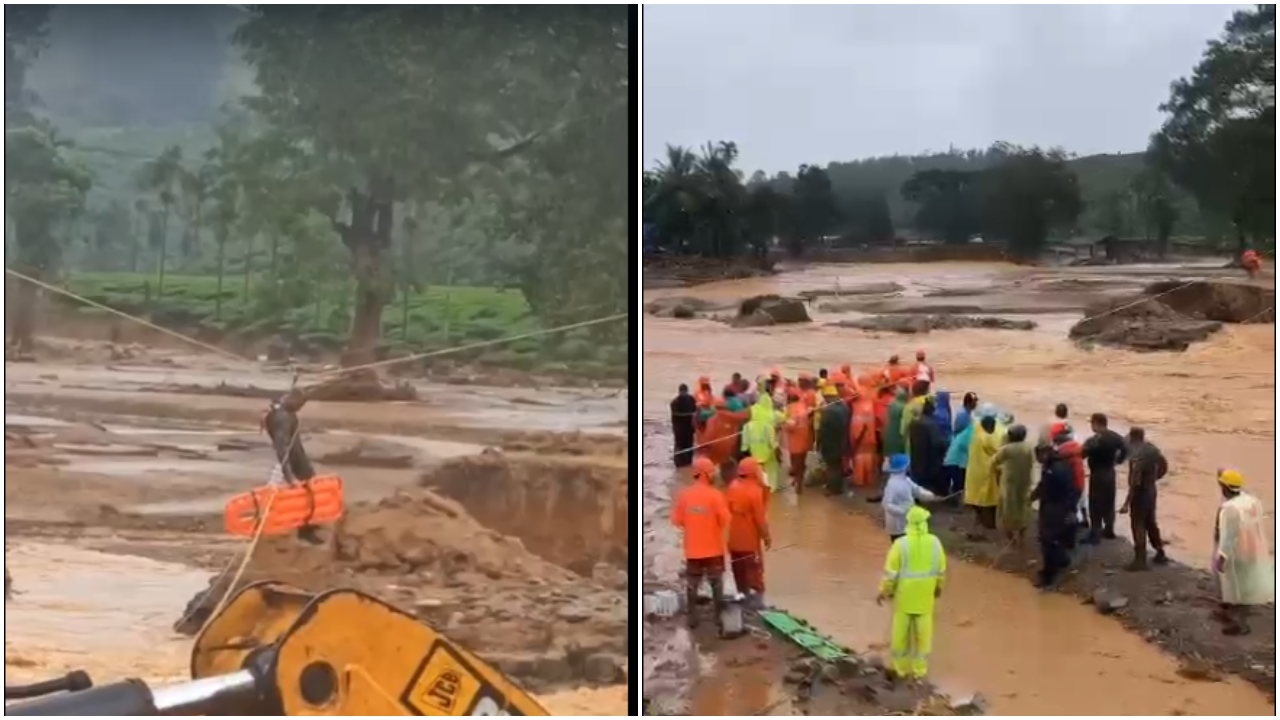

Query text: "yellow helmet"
[1218, 468, 1245, 489]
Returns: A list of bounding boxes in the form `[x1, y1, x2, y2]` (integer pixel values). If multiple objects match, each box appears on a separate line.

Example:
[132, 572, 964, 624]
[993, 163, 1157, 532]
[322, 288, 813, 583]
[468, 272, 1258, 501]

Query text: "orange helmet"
[738, 457, 762, 481]
[692, 455, 717, 479]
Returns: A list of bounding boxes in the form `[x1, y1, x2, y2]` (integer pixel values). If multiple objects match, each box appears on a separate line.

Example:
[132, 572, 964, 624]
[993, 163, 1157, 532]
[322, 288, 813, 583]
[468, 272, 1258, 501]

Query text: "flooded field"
[5, 342, 629, 714]
[643, 261, 1275, 716]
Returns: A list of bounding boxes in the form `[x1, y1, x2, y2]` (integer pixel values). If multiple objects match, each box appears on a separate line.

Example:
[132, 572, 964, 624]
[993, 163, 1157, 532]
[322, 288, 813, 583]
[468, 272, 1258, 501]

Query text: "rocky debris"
[922, 287, 988, 298]
[1091, 588, 1131, 615]
[305, 373, 420, 403]
[1146, 280, 1275, 323]
[172, 488, 625, 692]
[5, 566, 12, 600]
[730, 295, 811, 328]
[51, 443, 160, 458]
[1068, 280, 1273, 351]
[644, 297, 733, 319]
[783, 654, 966, 716]
[420, 454, 629, 575]
[798, 282, 905, 300]
[315, 439, 416, 469]
[265, 337, 292, 363]
[1176, 657, 1226, 683]
[830, 315, 1036, 334]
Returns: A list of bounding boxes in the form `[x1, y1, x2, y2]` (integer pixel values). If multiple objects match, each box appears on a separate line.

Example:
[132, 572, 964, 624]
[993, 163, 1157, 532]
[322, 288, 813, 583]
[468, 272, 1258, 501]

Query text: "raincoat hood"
[893, 388, 908, 404]
[906, 505, 931, 535]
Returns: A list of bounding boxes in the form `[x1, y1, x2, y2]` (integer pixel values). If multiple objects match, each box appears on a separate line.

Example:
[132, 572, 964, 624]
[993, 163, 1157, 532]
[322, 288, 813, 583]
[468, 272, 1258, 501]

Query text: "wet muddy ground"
[5, 341, 629, 714]
[642, 261, 1275, 716]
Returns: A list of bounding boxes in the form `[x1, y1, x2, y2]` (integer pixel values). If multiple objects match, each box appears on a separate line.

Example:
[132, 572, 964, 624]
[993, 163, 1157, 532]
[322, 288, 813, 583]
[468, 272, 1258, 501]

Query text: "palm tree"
[131, 198, 149, 273]
[136, 145, 184, 295]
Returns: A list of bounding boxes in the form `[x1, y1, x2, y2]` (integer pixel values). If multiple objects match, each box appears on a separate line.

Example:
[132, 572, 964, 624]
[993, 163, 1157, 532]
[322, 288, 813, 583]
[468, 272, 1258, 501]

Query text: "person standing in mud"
[877, 505, 947, 681]
[907, 397, 947, 494]
[672, 456, 731, 634]
[670, 384, 698, 469]
[726, 457, 772, 609]
[1119, 427, 1170, 571]
[1212, 469, 1274, 636]
[1032, 439, 1078, 588]
[1081, 413, 1127, 544]
[784, 390, 814, 492]
[816, 380, 851, 495]
[262, 389, 324, 545]
[991, 425, 1035, 547]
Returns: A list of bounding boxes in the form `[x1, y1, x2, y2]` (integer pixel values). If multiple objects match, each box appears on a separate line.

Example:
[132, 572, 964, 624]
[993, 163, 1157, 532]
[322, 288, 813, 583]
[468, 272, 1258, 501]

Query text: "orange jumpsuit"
[672, 474, 730, 562]
[703, 405, 751, 467]
[785, 400, 815, 488]
[725, 471, 771, 593]
[849, 397, 880, 488]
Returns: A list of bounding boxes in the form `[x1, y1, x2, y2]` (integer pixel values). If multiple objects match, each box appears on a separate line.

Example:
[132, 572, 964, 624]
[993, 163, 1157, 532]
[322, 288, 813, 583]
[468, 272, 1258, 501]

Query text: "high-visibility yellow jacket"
[880, 506, 947, 616]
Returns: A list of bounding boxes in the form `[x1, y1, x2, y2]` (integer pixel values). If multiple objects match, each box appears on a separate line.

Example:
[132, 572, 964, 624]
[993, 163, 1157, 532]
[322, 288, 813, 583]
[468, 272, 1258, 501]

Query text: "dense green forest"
[644, 5, 1274, 261]
[5, 6, 629, 377]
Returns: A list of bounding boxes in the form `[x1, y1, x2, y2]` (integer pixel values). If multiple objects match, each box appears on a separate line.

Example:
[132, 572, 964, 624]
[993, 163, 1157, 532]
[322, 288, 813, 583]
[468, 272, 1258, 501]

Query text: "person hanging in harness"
[878, 505, 947, 681]
[262, 389, 325, 545]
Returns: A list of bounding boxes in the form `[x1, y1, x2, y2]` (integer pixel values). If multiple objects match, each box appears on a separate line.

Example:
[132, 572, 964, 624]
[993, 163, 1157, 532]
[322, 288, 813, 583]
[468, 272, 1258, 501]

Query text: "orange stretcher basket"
[223, 475, 345, 538]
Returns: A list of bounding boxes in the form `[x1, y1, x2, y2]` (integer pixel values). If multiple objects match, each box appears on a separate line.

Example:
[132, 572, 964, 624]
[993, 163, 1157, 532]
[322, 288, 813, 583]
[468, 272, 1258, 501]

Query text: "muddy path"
[5, 351, 630, 714]
[642, 261, 1275, 715]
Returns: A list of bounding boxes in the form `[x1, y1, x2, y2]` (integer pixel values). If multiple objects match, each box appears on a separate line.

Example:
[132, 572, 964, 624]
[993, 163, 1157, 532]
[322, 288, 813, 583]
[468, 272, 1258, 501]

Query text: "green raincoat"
[883, 389, 909, 457]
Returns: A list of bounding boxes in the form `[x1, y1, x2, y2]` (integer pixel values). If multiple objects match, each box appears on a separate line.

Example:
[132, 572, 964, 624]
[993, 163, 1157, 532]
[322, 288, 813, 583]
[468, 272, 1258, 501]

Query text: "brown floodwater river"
[643, 262, 1275, 715]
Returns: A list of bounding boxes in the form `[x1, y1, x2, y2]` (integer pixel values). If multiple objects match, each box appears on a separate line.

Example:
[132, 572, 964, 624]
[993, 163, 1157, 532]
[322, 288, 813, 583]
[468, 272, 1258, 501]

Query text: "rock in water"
[1091, 588, 1130, 615]
[734, 295, 812, 325]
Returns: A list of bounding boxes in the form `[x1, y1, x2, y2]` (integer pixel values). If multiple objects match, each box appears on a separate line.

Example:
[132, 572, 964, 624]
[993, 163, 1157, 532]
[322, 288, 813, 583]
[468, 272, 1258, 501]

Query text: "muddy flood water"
[643, 262, 1275, 716]
[5, 348, 630, 716]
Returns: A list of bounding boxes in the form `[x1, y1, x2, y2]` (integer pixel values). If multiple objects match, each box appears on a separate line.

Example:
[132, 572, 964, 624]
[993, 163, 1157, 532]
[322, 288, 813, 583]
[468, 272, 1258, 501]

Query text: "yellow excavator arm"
[5, 581, 548, 716]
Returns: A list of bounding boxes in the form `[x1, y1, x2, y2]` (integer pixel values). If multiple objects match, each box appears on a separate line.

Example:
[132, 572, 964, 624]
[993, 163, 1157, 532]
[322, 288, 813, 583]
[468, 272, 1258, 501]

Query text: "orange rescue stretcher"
[223, 475, 345, 537]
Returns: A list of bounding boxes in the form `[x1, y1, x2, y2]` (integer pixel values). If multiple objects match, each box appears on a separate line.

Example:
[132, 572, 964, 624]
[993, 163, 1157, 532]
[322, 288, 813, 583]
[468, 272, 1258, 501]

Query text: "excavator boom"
[6, 582, 548, 716]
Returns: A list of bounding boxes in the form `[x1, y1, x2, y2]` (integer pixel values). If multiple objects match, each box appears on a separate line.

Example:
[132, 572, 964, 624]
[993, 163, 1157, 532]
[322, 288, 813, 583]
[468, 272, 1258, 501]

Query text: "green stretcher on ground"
[757, 609, 849, 661]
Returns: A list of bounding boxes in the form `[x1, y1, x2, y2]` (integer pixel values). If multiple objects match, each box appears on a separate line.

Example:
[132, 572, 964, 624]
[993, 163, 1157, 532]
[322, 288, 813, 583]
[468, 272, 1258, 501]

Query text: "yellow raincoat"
[1215, 492, 1276, 606]
[879, 506, 947, 679]
[742, 395, 784, 491]
[963, 418, 1006, 508]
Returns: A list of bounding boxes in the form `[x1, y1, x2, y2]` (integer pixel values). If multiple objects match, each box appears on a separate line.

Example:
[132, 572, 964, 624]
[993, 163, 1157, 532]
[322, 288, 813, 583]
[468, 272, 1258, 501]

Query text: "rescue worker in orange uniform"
[672, 456, 731, 632]
[726, 457, 773, 609]
[849, 389, 880, 491]
[703, 397, 751, 479]
[785, 390, 815, 491]
[1242, 249, 1263, 280]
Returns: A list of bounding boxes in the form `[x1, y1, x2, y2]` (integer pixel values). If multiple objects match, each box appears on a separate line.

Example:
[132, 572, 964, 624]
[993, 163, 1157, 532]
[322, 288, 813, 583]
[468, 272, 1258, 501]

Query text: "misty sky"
[643, 4, 1245, 173]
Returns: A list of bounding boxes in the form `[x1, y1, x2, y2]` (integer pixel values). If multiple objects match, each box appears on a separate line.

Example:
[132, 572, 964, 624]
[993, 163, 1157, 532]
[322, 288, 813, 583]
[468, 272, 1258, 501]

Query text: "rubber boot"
[685, 582, 701, 630]
[709, 575, 727, 637]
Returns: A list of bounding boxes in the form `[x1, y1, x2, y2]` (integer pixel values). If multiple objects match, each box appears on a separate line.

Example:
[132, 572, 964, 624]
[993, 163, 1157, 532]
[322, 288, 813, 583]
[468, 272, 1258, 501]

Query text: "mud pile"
[831, 315, 1036, 334]
[1070, 281, 1275, 352]
[420, 453, 629, 576]
[177, 489, 626, 691]
[731, 295, 812, 328]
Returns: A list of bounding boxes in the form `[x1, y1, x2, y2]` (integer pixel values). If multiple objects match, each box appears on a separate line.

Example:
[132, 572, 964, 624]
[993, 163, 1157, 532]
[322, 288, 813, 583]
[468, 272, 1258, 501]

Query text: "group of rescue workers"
[669, 353, 1275, 681]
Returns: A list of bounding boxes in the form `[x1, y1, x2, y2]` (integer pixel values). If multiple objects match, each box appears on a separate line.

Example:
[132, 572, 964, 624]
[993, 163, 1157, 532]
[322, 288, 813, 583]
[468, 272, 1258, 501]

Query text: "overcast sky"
[643, 4, 1244, 174]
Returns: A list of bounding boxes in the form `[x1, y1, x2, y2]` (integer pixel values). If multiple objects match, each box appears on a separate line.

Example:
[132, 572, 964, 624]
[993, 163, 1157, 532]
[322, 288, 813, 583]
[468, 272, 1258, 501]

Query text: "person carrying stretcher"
[262, 389, 325, 545]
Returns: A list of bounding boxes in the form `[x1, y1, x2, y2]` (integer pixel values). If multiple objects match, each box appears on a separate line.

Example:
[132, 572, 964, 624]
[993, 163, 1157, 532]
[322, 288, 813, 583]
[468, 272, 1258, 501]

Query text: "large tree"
[4, 5, 51, 122]
[1150, 4, 1275, 252]
[232, 6, 625, 366]
[5, 123, 93, 352]
[135, 145, 185, 295]
[977, 144, 1083, 258]
[901, 169, 981, 244]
